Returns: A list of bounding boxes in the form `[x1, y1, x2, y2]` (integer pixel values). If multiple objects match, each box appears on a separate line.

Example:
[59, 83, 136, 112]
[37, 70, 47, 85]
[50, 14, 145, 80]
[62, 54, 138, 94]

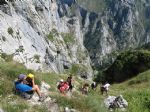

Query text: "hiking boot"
[38, 95, 47, 102]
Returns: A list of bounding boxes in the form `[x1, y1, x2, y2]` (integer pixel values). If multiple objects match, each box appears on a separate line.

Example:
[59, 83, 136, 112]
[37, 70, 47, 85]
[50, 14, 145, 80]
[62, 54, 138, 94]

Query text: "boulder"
[0, 108, 4, 112]
[104, 95, 128, 111]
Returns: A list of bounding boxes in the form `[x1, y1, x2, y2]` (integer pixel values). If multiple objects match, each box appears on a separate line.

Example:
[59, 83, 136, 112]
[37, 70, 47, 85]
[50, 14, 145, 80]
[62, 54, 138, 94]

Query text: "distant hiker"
[57, 79, 69, 94]
[81, 83, 89, 95]
[66, 75, 73, 92]
[101, 82, 110, 95]
[15, 74, 46, 101]
[91, 82, 97, 90]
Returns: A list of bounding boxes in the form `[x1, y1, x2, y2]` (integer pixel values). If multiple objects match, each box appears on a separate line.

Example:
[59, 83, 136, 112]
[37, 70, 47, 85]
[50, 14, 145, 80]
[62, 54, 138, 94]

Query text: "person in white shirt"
[101, 82, 110, 95]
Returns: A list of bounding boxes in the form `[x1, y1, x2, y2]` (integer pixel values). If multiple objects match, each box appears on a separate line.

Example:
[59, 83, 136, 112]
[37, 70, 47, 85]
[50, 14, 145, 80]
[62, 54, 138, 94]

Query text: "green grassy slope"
[111, 70, 150, 112]
[0, 58, 106, 112]
[0, 56, 150, 112]
[77, 0, 106, 13]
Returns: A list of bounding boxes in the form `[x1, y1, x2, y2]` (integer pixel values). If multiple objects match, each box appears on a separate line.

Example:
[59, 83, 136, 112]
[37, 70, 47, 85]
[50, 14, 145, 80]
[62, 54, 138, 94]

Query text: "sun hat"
[18, 74, 26, 80]
[27, 73, 34, 79]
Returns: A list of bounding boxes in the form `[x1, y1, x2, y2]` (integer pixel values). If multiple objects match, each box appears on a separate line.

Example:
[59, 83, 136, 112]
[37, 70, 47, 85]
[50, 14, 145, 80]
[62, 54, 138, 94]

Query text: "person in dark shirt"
[66, 75, 73, 92]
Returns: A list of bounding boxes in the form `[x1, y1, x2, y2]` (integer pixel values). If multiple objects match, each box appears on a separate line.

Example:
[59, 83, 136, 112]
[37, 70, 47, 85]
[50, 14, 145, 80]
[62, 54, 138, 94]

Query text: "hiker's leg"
[101, 88, 103, 95]
[106, 90, 108, 95]
[32, 85, 41, 97]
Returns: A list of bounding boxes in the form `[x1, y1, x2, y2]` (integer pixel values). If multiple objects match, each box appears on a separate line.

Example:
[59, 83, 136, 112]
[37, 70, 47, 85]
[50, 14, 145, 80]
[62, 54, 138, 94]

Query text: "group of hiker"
[56, 75, 110, 96]
[14, 73, 110, 101]
[80, 81, 110, 95]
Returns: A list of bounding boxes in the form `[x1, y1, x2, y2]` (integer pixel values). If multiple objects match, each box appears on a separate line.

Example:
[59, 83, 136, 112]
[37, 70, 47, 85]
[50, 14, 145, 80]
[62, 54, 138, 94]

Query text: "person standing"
[101, 82, 110, 95]
[66, 75, 73, 92]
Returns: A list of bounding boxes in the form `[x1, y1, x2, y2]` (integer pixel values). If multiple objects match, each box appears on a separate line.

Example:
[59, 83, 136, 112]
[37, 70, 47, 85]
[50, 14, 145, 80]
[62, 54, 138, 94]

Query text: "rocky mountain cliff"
[76, 0, 150, 68]
[0, 0, 93, 78]
[0, 0, 150, 78]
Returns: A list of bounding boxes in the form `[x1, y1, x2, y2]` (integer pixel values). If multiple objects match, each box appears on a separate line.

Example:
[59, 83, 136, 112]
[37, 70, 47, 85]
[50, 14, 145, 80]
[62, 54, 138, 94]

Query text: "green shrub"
[61, 33, 75, 45]
[105, 50, 150, 82]
[69, 64, 88, 76]
[34, 54, 40, 63]
[94, 71, 105, 82]
[77, 0, 106, 13]
[47, 28, 59, 41]
[51, 28, 59, 36]
[7, 27, 14, 35]
[0, 53, 13, 62]
[15, 46, 24, 53]
[47, 33, 54, 41]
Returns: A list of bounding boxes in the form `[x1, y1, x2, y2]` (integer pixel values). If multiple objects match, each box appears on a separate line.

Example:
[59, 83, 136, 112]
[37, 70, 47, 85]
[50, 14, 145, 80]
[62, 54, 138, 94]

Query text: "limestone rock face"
[0, 0, 93, 77]
[78, 0, 150, 68]
[0, 0, 150, 76]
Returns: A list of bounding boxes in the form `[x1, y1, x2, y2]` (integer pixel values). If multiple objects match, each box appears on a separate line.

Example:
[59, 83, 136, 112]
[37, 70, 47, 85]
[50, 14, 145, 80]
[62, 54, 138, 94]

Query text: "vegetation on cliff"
[104, 50, 150, 82]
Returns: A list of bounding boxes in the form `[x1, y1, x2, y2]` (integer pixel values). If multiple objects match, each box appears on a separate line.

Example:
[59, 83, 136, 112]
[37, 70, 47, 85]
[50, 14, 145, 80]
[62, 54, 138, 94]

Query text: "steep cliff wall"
[0, 0, 150, 77]
[77, 0, 150, 68]
[0, 0, 93, 77]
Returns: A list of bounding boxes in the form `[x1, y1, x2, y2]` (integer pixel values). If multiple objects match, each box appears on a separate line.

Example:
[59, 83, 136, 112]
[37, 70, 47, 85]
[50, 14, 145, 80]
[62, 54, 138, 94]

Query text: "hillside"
[111, 70, 150, 112]
[0, 57, 150, 112]
[140, 42, 150, 50]
[0, 57, 107, 112]
[0, 0, 150, 112]
[104, 50, 150, 83]
[0, 0, 150, 73]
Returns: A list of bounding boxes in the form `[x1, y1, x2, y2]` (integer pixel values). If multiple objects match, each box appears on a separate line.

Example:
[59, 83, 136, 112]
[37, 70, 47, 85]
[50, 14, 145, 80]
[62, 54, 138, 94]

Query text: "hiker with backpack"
[57, 79, 69, 95]
[15, 74, 46, 101]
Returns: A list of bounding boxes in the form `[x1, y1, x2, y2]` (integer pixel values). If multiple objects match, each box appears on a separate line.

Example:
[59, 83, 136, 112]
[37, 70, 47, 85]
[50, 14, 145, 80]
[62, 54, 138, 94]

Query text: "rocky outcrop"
[104, 95, 128, 111]
[0, 108, 4, 112]
[28, 81, 59, 112]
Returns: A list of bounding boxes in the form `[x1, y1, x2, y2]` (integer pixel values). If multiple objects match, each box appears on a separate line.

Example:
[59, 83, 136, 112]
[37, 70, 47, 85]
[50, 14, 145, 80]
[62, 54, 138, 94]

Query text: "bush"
[15, 46, 24, 53]
[94, 71, 105, 82]
[34, 54, 40, 63]
[104, 50, 150, 82]
[47, 28, 58, 41]
[69, 64, 88, 77]
[1, 53, 13, 62]
[61, 33, 75, 45]
[47, 33, 54, 41]
[7, 27, 14, 35]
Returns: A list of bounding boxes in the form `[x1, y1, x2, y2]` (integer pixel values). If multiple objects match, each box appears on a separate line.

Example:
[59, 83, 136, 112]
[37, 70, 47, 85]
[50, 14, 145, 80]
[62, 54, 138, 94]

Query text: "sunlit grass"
[0, 58, 150, 112]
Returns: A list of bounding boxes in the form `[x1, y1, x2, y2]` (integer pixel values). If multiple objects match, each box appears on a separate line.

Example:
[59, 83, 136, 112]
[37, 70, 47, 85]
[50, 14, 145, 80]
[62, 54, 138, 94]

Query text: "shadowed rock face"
[61, 0, 150, 69]
[0, 0, 7, 5]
